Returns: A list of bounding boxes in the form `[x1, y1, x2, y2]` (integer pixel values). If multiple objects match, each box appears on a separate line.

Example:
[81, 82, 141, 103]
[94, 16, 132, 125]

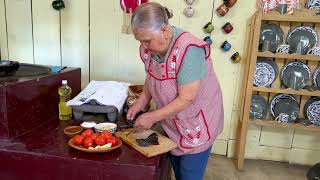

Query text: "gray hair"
[131, 2, 173, 32]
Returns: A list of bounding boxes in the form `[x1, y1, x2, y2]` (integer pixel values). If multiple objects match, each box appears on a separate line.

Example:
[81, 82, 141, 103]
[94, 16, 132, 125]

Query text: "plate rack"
[234, 0, 320, 170]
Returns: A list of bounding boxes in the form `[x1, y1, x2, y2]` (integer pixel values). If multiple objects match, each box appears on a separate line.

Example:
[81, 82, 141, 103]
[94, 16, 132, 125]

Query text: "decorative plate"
[270, 94, 299, 122]
[313, 65, 320, 87]
[280, 61, 311, 90]
[259, 23, 284, 53]
[250, 95, 268, 120]
[304, 97, 320, 126]
[254, 58, 278, 87]
[306, 0, 320, 9]
[273, 98, 299, 122]
[287, 26, 318, 55]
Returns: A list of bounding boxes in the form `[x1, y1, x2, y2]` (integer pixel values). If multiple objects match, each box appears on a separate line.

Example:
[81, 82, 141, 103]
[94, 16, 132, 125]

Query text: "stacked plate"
[254, 58, 278, 87]
[250, 95, 268, 120]
[287, 26, 318, 55]
[304, 97, 320, 126]
[270, 94, 299, 123]
[280, 61, 310, 90]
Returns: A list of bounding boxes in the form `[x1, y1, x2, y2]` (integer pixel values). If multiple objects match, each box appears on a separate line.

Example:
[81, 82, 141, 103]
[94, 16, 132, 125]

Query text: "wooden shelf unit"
[252, 86, 320, 96]
[234, 1, 320, 170]
[250, 119, 320, 132]
[261, 9, 320, 23]
[257, 52, 320, 61]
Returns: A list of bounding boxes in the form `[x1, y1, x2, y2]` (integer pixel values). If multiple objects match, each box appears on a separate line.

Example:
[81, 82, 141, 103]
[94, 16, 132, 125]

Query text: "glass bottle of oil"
[58, 80, 72, 120]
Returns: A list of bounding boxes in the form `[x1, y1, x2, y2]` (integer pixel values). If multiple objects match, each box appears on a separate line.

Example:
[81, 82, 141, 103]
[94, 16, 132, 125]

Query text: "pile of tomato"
[72, 129, 119, 148]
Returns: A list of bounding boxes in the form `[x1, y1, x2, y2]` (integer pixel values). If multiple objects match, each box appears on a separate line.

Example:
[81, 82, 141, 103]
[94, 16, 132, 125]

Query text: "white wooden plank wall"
[0, 0, 8, 59]
[6, 0, 33, 63]
[32, 0, 60, 66]
[90, 0, 118, 81]
[61, 0, 89, 88]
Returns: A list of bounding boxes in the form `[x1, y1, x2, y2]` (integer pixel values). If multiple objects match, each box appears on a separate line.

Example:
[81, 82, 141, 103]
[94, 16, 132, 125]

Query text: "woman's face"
[133, 26, 170, 55]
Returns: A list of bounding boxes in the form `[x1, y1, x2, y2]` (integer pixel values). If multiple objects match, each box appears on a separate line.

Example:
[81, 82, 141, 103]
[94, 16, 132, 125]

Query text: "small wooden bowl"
[64, 126, 83, 137]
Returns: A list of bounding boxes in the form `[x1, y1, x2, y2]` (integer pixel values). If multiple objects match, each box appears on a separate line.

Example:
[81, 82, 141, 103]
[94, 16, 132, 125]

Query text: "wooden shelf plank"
[252, 86, 320, 96]
[257, 52, 320, 61]
[250, 119, 320, 132]
[261, 10, 320, 23]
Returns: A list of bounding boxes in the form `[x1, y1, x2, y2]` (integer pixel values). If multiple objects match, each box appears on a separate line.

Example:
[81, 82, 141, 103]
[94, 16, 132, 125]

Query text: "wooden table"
[0, 119, 171, 180]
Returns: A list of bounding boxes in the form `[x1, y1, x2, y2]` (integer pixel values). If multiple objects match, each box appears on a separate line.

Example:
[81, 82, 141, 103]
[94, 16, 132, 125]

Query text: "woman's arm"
[134, 80, 200, 128]
[127, 78, 152, 120]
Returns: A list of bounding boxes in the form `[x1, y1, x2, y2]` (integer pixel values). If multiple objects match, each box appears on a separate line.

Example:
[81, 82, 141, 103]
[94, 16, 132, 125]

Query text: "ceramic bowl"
[94, 123, 117, 134]
[80, 121, 97, 129]
[64, 126, 83, 137]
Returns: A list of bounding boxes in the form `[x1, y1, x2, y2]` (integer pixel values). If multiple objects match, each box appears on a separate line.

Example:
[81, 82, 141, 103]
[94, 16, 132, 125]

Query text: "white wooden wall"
[0, 0, 318, 165]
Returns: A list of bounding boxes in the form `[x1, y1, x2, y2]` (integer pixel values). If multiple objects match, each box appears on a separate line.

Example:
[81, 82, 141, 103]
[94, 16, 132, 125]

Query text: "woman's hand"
[134, 112, 160, 129]
[127, 79, 152, 120]
[126, 102, 143, 120]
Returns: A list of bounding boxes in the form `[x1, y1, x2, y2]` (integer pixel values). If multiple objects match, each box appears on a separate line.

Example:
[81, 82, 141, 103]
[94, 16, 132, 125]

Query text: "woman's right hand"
[126, 102, 143, 120]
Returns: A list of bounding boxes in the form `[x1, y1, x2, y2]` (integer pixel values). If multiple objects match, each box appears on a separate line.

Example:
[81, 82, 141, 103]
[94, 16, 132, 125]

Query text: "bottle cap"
[62, 80, 67, 85]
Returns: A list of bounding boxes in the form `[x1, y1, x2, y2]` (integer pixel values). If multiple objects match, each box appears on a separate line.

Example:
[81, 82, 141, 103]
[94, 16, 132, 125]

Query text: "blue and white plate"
[270, 94, 299, 122]
[259, 23, 284, 53]
[254, 58, 278, 87]
[312, 65, 320, 88]
[287, 26, 318, 55]
[304, 97, 320, 126]
[281, 61, 310, 90]
[306, 0, 320, 9]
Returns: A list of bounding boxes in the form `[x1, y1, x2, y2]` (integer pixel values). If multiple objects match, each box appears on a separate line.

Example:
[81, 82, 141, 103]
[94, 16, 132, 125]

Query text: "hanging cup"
[203, 22, 214, 33]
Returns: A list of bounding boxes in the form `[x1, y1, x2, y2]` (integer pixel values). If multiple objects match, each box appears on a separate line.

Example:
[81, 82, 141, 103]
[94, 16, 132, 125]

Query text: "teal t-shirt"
[151, 27, 207, 85]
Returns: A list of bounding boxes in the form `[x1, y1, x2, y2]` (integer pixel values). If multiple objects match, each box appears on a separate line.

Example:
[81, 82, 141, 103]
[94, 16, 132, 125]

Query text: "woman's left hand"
[134, 112, 160, 129]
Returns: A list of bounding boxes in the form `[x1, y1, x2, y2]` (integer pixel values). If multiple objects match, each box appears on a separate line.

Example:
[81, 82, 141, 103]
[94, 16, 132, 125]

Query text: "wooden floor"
[171, 155, 310, 180]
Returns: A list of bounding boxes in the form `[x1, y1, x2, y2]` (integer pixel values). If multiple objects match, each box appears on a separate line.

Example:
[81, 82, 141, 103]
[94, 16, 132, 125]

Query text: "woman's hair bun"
[164, 7, 173, 19]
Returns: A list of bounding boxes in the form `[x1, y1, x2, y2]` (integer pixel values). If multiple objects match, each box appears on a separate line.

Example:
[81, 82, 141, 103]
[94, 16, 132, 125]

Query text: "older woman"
[126, 2, 224, 180]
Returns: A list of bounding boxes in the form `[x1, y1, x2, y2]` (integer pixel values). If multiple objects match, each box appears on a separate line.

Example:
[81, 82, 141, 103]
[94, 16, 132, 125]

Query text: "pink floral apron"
[139, 32, 224, 155]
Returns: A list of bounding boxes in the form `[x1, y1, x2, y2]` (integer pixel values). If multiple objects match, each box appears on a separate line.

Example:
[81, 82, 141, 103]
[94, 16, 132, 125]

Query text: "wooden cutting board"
[114, 128, 177, 157]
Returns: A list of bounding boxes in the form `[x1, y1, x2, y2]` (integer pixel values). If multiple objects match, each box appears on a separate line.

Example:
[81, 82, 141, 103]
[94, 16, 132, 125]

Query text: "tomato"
[95, 135, 107, 146]
[101, 131, 112, 139]
[106, 137, 118, 146]
[81, 129, 94, 138]
[83, 137, 94, 148]
[73, 135, 84, 145]
[90, 133, 98, 141]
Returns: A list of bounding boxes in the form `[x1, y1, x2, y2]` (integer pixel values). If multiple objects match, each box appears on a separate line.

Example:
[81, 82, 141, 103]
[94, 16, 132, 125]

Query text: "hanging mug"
[216, 4, 229, 16]
[185, 0, 195, 5]
[222, 22, 233, 34]
[52, 0, 65, 11]
[203, 36, 213, 45]
[231, 52, 241, 63]
[224, 0, 237, 8]
[184, 6, 194, 17]
[221, 41, 231, 52]
[203, 22, 214, 33]
[275, 113, 290, 123]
